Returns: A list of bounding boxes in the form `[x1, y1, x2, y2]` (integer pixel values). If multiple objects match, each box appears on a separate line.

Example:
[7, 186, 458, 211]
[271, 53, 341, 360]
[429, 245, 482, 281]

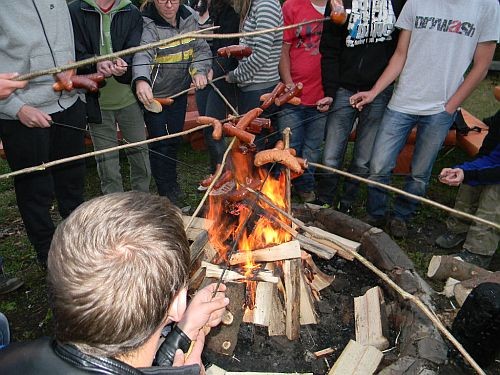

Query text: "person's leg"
[367, 108, 417, 221]
[0, 120, 55, 264]
[0, 312, 10, 348]
[316, 88, 357, 205]
[393, 110, 455, 221]
[463, 184, 500, 257]
[50, 99, 86, 219]
[88, 110, 124, 194]
[341, 85, 393, 209]
[115, 102, 151, 193]
[436, 184, 480, 248]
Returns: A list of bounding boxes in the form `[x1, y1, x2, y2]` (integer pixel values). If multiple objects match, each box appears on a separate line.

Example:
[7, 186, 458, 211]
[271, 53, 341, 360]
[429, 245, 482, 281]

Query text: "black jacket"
[0, 337, 200, 375]
[320, 0, 406, 98]
[68, 0, 143, 122]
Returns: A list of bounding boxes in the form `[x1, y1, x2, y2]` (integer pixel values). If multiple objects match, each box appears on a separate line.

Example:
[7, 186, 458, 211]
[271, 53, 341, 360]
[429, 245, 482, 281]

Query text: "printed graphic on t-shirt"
[294, 22, 324, 55]
[346, 0, 396, 47]
[414, 16, 476, 37]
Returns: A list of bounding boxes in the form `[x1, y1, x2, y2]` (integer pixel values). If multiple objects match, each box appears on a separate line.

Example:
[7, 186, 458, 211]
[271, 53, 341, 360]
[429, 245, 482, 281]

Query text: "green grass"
[0, 73, 498, 341]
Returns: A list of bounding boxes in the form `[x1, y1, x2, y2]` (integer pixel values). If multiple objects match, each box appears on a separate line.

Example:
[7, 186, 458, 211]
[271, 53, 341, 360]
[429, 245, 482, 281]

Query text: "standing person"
[351, 0, 500, 238]
[0, 0, 87, 266]
[69, 0, 151, 195]
[194, 0, 240, 174]
[315, 0, 405, 211]
[133, 0, 211, 205]
[277, 0, 328, 203]
[227, 0, 283, 115]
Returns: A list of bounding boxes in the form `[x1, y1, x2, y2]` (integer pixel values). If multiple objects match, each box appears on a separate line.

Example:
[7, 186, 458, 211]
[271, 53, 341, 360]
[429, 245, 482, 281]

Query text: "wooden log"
[427, 255, 491, 281]
[328, 340, 383, 375]
[443, 277, 460, 298]
[268, 279, 286, 336]
[202, 261, 279, 283]
[297, 234, 336, 259]
[283, 258, 301, 340]
[354, 286, 389, 350]
[307, 226, 360, 254]
[229, 240, 301, 265]
[183, 215, 213, 241]
[243, 281, 273, 326]
[189, 229, 209, 265]
[205, 282, 245, 356]
[300, 271, 318, 325]
[313, 347, 335, 358]
[301, 251, 335, 291]
[453, 272, 500, 307]
[454, 283, 471, 307]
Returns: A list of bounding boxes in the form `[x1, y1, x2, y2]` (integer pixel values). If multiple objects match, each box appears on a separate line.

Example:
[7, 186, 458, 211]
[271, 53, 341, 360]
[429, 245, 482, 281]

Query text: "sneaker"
[361, 214, 386, 228]
[453, 249, 492, 268]
[0, 276, 23, 295]
[435, 232, 467, 249]
[297, 190, 316, 203]
[389, 217, 408, 239]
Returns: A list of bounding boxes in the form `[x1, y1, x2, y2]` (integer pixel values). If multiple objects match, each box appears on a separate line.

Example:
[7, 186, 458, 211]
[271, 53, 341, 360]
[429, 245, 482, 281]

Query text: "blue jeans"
[144, 94, 187, 200]
[0, 312, 10, 349]
[276, 104, 327, 192]
[367, 108, 455, 221]
[196, 79, 237, 172]
[317, 86, 393, 206]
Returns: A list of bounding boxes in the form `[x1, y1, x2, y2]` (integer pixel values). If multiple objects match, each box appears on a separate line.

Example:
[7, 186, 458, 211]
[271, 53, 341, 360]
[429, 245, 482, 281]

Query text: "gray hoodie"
[0, 0, 79, 120]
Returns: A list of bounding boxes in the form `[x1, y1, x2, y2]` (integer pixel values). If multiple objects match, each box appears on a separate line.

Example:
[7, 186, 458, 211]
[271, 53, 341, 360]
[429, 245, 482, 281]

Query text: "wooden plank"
[328, 340, 383, 375]
[283, 258, 301, 340]
[229, 240, 301, 265]
[205, 282, 245, 356]
[243, 281, 274, 326]
[299, 272, 317, 325]
[202, 261, 279, 283]
[354, 286, 389, 350]
[268, 280, 286, 336]
[297, 234, 336, 259]
[302, 251, 335, 292]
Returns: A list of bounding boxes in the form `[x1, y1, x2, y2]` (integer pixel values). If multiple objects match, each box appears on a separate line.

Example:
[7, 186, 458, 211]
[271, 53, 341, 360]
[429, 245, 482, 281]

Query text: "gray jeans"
[89, 102, 151, 194]
[446, 183, 500, 256]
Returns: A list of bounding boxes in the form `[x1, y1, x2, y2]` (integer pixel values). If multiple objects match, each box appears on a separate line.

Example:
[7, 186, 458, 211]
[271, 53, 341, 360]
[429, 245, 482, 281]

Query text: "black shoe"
[452, 249, 492, 268]
[435, 232, 467, 249]
[0, 276, 24, 295]
[389, 217, 408, 239]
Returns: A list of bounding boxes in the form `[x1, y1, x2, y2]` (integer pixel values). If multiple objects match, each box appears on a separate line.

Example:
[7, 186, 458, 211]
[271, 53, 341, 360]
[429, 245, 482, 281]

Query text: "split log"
[354, 286, 389, 350]
[328, 340, 383, 375]
[229, 240, 301, 265]
[268, 274, 286, 336]
[454, 283, 471, 307]
[202, 261, 279, 283]
[307, 226, 360, 254]
[313, 347, 335, 358]
[297, 233, 336, 259]
[189, 229, 209, 265]
[182, 215, 213, 241]
[427, 255, 491, 281]
[243, 280, 273, 326]
[205, 282, 245, 356]
[453, 272, 500, 307]
[305, 232, 357, 261]
[300, 272, 318, 325]
[443, 277, 460, 298]
[301, 251, 335, 291]
[283, 259, 301, 340]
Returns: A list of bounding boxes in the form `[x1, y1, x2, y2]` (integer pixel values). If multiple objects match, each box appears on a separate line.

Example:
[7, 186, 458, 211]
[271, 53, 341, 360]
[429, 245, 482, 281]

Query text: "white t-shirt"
[388, 0, 500, 115]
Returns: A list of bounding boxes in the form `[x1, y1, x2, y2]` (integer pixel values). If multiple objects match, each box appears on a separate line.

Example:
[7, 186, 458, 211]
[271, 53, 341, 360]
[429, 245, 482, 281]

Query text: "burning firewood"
[229, 240, 301, 265]
[201, 261, 279, 283]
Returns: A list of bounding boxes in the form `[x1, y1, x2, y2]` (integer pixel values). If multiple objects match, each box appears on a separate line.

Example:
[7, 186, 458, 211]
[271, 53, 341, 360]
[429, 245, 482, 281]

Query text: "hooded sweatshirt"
[320, 0, 405, 98]
[81, 0, 137, 111]
[0, 0, 78, 120]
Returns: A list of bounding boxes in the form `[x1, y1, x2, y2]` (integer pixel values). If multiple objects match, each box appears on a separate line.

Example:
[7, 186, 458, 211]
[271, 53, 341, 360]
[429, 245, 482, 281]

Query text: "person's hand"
[316, 96, 333, 112]
[444, 102, 457, 116]
[17, 105, 52, 128]
[172, 329, 206, 374]
[207, 69, 214, 82]
[438, 168, 464, 186]
[349, 90, 376, 111]
[177, 283, 229, 340]
[111, 58, 128, 77]
[193, 74, 208, 90]
[0, 73, 27, 99]
[136, 80, 154, 106]
[97, 61, 115, 77]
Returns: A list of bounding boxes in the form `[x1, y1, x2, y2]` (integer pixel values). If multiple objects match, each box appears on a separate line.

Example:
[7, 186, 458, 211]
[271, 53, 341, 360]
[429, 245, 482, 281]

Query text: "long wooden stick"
[245, 187, 486, 375]
[171, 75, 225, 99]
[283, 128, 292, 218]
[15, 19, 328, 82]
[310, 162, 500, 231]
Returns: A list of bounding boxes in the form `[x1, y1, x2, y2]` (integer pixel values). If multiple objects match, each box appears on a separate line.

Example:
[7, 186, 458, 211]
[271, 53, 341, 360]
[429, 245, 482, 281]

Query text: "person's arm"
[0, 73, 27, 100]
[350, 29, 411, 110]
[445, 42, 497, 114]
[278, 43, 293, 87]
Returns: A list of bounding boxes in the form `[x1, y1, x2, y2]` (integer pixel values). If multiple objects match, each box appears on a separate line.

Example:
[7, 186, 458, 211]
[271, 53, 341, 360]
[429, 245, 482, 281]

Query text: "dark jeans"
[0, 99, 86, 263]
[196, 79, 237, 172]
[237, 84, 277, 150]
[144, 94, 187, 200]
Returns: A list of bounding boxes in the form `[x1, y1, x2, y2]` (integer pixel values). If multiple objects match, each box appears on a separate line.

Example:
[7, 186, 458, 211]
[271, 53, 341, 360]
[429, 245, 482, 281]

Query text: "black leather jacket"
[0, 337, 200, 375]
